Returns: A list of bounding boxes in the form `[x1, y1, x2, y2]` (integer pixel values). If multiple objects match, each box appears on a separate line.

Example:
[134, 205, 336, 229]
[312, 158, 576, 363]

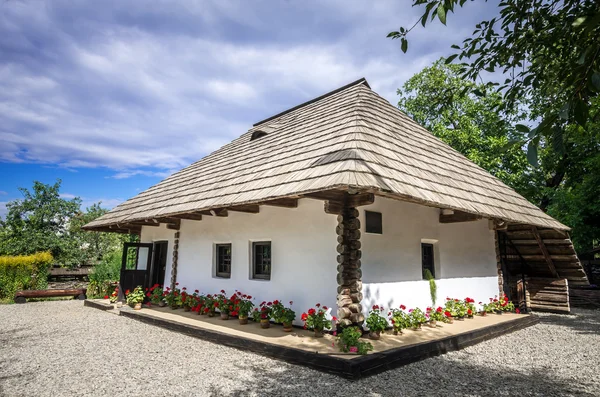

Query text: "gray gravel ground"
[1, 301, 598, 397]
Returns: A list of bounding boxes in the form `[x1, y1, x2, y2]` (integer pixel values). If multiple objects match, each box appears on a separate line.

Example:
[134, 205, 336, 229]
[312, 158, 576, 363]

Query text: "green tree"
[398, 60, 532, 195]
[0, 180, 81, 265]
[389, 0, 600, 251]
[69, 202, 129, 267]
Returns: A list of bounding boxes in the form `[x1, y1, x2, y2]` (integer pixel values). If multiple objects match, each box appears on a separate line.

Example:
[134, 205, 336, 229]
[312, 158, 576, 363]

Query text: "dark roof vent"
[250, 130, 268, 141]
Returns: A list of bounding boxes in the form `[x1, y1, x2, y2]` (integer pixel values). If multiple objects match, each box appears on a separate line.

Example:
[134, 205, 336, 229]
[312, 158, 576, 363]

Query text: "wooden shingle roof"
[84, 78, 568, 231]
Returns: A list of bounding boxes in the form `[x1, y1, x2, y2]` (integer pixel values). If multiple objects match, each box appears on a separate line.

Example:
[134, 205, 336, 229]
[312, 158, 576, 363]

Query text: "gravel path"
[1, 301, 598, 397]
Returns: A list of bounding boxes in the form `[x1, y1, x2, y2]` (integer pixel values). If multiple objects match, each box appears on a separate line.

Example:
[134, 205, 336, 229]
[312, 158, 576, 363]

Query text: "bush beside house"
[0, 252, 53, 302]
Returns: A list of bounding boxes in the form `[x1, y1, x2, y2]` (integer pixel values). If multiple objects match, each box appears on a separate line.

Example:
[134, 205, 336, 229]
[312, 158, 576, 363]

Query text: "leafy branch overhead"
[388, 0, 600, 166]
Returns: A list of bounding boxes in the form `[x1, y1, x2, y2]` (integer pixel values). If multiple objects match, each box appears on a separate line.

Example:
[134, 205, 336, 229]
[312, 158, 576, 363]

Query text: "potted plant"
[148, 284, 165, 306]
[269, 300, 284, 323]
[496, 294, 515, 313]
[232, 292, 254, 324]
[163, 286, 181, 309]
[203, 294, 217, 317]
[300, 303, 333, 337]
[181, 289, 195, 312]
[252, 302, 272, 328]
[464, 297, 476, 318]
[280, 303, 296, 332]
[389, 304, 410, 335]
[336, 326, 373, 355]
[126, 286, 145, 310]
[444, 310, 454, 323]
[217, 292, 233, 320]
[365, 305, 388, 339]
[109, 288, 119, 305]
[426, 306, 445, 327]
[445, 298, 467, 320]
[480, 300, 494, 316]
[408, 307, 427, 330]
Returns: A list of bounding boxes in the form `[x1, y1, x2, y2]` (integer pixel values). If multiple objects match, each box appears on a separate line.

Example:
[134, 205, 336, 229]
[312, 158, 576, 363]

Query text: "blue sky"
[0, 0, 497, 217]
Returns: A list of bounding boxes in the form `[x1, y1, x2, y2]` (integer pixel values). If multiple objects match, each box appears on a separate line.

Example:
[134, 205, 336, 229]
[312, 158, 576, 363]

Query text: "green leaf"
[591, 72, 600, 92]
[401, 38, 408, 53]
[559, 102, 570, 120]
[445, 54, 458, 64]
[552, 127, 565, 155]
[527, 141, 538, 167]
[515, 124, 529, 133]
[386, 31, 399, 38]
[451, 44, 460, 49]
[437, 4, 447, 25]
[572, 16, 586, 27]
[574, 99, 589, 126]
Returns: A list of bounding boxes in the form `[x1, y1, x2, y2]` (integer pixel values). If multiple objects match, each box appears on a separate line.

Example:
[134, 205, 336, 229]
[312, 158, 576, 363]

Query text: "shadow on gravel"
[207, 357, 597, 397]
[0, 327, 30, 348]
[537, 309, 600, 336]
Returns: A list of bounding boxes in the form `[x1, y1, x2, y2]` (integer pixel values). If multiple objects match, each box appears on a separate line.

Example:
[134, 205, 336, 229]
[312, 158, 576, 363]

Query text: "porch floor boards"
[85, 299, 539, 378]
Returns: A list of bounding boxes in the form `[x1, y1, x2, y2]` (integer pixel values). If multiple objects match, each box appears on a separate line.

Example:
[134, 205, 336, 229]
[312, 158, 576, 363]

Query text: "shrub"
[0, 252, 53, 301]
[87, 249, 121, 298]
[408, 307, 427, 328]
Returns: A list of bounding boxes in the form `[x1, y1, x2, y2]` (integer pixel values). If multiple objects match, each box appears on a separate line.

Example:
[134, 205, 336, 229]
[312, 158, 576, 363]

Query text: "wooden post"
[336, 206, 364, 327]
[494, 231, 504, 297]
[170, 231, 180, 290]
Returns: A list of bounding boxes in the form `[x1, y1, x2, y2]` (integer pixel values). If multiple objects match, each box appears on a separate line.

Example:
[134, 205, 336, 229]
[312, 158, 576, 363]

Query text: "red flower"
[372, 305, 379, 310]
[444, 311, 452, 317]
[400, 304, 406, 310]
[467, 309, 472, 315]
[323, 306, 328, 310]
[267, 302, 272, 306]
[247, 295, 252, 299]
[332, 316, 337, 322]
[273, 300, 279, 305]
[213, 302, 219, 308]
[289, 301, 293, 305]
[515, 308, 520, 314]
[175, 282, 179, 286]
[125, 289, 130, 295]
[231, 311, 238, 316]
[315, 303, 321, 308]
[220, 289, 225, 294]
[146, 293, 151, 297]
[195, 289, 199, 293]
[182, 287, 187, 291]
[436, 307, 443, 313]
[301, 313, 308, 321]
[103, 295, 109, 299]
[308, 308, 316, 316]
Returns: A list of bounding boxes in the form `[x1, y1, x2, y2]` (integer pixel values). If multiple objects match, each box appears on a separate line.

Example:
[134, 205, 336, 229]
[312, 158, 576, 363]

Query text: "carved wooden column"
[170, 231, 180, 290]
[336, 207, 364, 327]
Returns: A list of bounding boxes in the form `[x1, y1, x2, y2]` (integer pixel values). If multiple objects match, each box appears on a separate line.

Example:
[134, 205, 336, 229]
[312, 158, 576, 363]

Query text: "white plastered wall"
[360, 197, 499, 312]
[139, 196, 499, 322]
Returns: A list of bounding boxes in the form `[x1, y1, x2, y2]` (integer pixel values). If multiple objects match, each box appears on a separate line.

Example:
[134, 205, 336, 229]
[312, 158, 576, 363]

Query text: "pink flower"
[349, 346, 358, 353]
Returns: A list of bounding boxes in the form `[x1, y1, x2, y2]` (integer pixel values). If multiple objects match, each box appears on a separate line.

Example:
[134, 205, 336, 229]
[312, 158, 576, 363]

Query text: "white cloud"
[0, 202, 7, 219]
[0, 191, 7, 196]
[59, 193, 78, 199]
[0, 0, 497, 175]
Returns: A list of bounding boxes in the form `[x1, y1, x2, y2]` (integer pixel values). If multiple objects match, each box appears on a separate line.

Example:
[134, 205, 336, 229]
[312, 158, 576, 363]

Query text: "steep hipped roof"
[85, 78, 568, 231]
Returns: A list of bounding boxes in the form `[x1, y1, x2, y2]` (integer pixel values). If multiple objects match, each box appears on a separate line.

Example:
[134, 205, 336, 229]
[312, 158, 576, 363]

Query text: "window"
[421, 243, 435, 279]
[365, 211, 382, 234]
[215, 244, 232, 278]
[252, 241, 271, 280]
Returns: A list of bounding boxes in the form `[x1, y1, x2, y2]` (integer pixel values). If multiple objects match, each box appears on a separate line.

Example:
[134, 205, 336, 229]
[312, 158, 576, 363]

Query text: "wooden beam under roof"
[227, 204, 260, 214]
[128, 220, 160, 227]
[439, 209, 483, 223]
[262, 198, 299, 208]
[170, 212, 203, 221]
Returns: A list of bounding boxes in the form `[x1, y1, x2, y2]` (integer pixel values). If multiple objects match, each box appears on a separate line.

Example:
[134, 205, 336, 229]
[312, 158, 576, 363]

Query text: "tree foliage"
[398, 60, 531, 194]
[389, 0, 600, 251]
[0, 180, 127, 267]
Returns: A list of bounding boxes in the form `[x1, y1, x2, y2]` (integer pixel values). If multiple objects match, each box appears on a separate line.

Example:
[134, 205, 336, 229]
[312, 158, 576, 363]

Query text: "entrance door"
[150, 241, 168, 287]
[120, 243, 153, 296]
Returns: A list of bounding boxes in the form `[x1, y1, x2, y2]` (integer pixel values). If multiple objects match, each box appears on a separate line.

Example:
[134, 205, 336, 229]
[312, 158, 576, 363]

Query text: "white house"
[84, 78, 586, 323]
